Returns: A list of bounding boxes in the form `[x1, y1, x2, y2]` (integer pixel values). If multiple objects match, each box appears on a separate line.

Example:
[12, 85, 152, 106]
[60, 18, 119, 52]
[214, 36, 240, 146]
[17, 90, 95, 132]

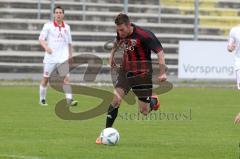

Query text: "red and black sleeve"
[142, 31, 163, 54]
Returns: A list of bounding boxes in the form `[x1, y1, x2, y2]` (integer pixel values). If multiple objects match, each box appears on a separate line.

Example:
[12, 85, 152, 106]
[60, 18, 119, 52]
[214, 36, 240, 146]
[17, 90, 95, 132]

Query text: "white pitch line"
[0, 154, 43, 159]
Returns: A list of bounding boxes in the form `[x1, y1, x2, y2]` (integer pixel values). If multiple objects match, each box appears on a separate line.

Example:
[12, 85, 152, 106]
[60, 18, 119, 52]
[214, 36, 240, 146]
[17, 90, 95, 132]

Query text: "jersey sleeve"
[67, 25, 72, 44]
[142, 31, 163, 54]
[39, 23, 49, 41]
[228, 28, 236, 46]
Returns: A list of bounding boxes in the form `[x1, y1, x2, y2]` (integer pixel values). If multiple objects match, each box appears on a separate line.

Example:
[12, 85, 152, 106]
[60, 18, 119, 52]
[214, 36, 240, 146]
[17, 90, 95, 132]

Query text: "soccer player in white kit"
[227, 25, 240, 90]
[38, 6, 78, 106]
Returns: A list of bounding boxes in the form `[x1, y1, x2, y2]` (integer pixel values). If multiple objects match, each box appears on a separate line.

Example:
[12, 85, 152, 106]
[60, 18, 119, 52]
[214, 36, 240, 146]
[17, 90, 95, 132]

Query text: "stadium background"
[1, 0, 238, 83]
[0, 0, 240, 159]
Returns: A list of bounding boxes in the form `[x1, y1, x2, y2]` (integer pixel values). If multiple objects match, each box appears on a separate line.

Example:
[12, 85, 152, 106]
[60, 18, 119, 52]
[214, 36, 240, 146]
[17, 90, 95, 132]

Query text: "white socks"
[39, 85, 47, 101]
[39, 84, 73, 102]
[63, 84, 73, 100]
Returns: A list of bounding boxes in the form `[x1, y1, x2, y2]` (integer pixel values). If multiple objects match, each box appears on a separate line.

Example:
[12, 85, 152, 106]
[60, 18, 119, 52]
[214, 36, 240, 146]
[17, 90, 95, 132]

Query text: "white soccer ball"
[100, 128, 120, 145]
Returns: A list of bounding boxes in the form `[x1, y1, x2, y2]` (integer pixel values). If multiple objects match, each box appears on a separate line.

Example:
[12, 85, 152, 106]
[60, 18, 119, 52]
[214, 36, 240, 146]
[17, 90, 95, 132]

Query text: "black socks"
[106, 104, 119, 128]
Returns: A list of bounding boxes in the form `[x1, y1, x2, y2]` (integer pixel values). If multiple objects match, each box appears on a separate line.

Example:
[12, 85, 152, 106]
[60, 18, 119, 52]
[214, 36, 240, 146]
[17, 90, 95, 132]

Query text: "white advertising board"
[178, 41, 235, 79]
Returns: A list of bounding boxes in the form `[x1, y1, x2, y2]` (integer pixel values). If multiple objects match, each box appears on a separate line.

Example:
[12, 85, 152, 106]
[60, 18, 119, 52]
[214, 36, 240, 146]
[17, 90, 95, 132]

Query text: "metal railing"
[37, 0, 200, 40]
[37, 0, 41, 19]
[158, 0, 161, 23]
[194, 0, 199, 40]
[82, 0, 86, 21]
[37, 0, 55, 20]
[50, 0, 55, 21]
[124, 0, 128, 14]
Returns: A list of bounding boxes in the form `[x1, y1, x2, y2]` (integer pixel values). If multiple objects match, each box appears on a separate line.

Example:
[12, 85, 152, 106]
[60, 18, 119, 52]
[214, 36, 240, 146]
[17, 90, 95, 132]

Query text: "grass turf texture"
[0, 86, 239, 159]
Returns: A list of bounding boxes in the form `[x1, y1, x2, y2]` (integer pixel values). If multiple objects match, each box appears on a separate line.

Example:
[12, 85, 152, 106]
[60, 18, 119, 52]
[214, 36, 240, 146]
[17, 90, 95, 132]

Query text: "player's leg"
[96, 70, 129, 144]
[131, 74, 160, 115]
[106, 87, 126, 127]
[39, 63, 55, 106]
[105, 69, 130, 128]
[236, 69, 240, 90]
[96, 87, 126, 144]
[39, 77, 49, 106]
[138, 96, 160, 115]
[138, 99, 149, 116]
[58, 62, 78, 106]
[63, 76, 78, 106]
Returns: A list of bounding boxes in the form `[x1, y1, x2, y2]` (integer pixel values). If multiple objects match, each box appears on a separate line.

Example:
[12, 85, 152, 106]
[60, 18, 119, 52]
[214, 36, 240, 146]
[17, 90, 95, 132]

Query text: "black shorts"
[115, 70, 152, 103]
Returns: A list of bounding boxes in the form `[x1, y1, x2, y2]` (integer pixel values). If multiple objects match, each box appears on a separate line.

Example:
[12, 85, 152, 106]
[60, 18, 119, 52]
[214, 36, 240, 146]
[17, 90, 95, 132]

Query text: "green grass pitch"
[0, 86, 240, 159]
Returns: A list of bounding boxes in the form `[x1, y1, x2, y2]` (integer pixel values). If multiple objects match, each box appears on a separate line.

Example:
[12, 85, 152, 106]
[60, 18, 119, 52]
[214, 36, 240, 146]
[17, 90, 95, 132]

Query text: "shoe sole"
[70, 101, 78, 106]
[39, 104, 48, 106]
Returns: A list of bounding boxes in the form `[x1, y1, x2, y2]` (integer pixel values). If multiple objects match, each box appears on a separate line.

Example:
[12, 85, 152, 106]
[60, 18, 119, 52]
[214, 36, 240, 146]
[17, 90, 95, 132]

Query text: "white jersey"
[228, 26, 240, 70]
[39, 21, 72, 63]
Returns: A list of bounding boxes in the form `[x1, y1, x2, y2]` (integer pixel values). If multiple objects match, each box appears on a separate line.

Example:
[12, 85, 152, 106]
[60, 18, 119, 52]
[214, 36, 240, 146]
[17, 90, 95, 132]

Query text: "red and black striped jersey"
[116, 23, 163, 76]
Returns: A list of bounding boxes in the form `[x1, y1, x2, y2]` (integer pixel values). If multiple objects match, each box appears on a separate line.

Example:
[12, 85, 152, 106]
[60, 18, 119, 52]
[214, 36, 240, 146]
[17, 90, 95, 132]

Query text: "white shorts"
[235, 61, 240, 71]
[43, 62, 70, 78]
[234, 57, 240, 71]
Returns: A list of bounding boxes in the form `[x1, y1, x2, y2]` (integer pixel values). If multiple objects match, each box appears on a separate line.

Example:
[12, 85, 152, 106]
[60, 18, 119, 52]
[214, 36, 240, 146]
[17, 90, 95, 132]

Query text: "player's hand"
[45, 47, 52, 54]
[228, 44, 236, 52]
[68, 57, 73, 66]
[158, 73, 167, 82]
[234, 112, 240, 124]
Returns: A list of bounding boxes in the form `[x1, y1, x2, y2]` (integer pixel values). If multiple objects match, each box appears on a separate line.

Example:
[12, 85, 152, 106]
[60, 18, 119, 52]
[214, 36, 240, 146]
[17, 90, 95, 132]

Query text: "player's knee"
[139, 104, 149, 116]
[63, 77, 69, 85]
[63, 81, 69, 85]
[111, 97, 121, 107]
[41, 78, 49, 86]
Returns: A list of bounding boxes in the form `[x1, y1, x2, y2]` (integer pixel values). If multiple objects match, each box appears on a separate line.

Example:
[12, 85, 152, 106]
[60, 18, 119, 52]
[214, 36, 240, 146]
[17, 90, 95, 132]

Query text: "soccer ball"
[100, 128, 120, 145]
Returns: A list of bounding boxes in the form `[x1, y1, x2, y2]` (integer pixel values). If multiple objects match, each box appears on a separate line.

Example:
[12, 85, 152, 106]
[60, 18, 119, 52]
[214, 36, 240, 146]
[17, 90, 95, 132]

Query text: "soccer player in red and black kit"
[96, 13, 167, 144]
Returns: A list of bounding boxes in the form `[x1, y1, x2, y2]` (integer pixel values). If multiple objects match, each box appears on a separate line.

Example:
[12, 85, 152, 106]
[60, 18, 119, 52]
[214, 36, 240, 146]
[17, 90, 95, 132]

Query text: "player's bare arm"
[157, 50, 167, 81]
[109, 42, 118, 68]
[68, 44, 73, 65]
[39, 39, 52, 54]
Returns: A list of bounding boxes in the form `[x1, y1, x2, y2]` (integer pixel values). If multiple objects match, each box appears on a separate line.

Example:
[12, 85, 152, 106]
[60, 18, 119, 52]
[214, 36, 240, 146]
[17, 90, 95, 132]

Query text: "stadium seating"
[161, 0, 240, 35]
[0, 0, 238, 78]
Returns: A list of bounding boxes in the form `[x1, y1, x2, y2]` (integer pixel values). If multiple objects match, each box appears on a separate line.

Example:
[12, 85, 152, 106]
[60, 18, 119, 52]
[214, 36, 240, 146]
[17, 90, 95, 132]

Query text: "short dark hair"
[114, 13, 130, 25]
[53, 5, 64, 14]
